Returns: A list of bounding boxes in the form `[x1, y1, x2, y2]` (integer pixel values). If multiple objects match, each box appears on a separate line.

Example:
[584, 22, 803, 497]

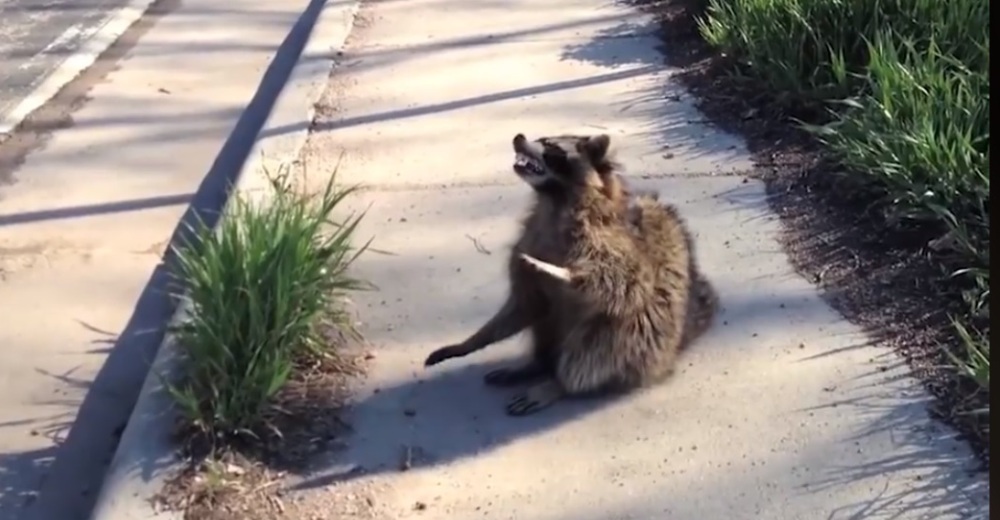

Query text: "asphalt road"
[0, 0, 130, 125]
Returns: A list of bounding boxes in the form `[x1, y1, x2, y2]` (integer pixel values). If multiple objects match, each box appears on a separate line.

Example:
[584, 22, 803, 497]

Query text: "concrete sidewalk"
[0, 0, 351, 518]
[288, 0, 989, 518]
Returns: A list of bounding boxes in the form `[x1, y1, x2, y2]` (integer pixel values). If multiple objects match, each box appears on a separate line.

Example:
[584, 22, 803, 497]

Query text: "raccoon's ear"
[581, 134, 611, 163]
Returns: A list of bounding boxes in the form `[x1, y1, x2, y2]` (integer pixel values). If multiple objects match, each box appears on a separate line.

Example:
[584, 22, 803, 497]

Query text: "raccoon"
[425, 133, 716, 416]
[422, 135, 650, 372]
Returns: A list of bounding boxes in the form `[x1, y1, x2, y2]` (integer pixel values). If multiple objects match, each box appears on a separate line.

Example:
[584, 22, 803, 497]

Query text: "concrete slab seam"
[0, 0, 160, 137]
[85, 1, 361, 518]
[349, 168, 756, 193]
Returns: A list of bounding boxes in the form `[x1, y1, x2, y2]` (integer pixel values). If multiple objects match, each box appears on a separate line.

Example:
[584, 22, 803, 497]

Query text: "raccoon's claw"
[505, 380, 563, 416]
[506, 394, 543, 416]
[424, 345, 462, 367]
[519, 253, 572, 282]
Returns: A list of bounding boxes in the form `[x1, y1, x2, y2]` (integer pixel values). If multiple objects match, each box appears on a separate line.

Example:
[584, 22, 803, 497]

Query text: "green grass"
[698, 0, 989, 410]
[165, 167, 371, 443]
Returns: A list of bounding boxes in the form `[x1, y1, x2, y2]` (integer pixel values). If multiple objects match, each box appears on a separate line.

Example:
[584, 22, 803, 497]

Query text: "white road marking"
[17, 23, 85, 70]
[41, 23, 84, 53]
[0, 0, 157, 136]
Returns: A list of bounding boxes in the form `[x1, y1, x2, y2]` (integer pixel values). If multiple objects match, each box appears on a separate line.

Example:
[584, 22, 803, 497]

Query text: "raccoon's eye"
[541, 151, 569, 173]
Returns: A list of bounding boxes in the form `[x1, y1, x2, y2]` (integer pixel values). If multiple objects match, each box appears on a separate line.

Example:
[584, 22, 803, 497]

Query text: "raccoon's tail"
[682, 272, 719, 349]
[628, 196, 718, 346]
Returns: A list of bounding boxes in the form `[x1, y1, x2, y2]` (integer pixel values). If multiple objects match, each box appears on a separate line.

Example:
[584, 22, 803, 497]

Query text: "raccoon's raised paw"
[519, 253, 572, 282]
[424, 344, 463, 367]
[505, 380, 564, 416]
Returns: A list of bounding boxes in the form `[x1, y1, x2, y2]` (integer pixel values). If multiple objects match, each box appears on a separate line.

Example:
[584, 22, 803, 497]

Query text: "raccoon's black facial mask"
[511, 133, 611, 191]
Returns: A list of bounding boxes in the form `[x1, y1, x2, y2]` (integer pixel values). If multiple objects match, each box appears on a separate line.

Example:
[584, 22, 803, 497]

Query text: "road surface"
[0, 0, 130, 129]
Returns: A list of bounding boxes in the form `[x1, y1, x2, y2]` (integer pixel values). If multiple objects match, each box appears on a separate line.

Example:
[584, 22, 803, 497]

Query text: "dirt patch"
[152, 323, 378, 520]
[626, 0, 989, 465]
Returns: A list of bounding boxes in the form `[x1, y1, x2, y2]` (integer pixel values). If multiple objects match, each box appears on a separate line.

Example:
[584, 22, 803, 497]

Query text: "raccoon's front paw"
[424, 345, 462, 367]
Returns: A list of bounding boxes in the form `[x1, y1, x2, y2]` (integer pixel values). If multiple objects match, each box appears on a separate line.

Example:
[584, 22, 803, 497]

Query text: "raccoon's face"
[511, 133, 612, 193]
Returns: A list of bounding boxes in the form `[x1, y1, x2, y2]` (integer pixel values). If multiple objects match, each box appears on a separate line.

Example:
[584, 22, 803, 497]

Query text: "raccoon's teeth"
[515, 153, 530, 167]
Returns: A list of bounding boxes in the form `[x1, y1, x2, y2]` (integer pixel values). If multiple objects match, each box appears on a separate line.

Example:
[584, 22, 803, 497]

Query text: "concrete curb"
[86, 0, 360, 518]
[0, 0, 159, 137]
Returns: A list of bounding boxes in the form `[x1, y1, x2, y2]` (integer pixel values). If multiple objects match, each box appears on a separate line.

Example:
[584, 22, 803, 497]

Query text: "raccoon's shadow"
[289, 353, 628, 489]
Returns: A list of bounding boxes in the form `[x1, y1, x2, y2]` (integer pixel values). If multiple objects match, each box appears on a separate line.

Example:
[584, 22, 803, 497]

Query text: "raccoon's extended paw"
[505, 380, 564, 416]
[424, 344, 463, 367]
[519, 253, 572, 282]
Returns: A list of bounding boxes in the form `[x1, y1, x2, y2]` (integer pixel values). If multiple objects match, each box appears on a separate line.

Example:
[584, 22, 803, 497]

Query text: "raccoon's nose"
[513, 133, 527, 146]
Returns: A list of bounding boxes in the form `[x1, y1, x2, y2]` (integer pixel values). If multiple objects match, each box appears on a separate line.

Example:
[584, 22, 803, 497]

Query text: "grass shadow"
[557, 14, 750, 171]
[0, 366, 90, 520]
[803, 371, 989, 519]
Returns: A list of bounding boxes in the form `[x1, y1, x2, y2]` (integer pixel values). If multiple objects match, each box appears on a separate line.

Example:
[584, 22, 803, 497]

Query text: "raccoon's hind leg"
[485, 312, 560, 387]
[507, 320, 642, 416]
[506, 379, 565, 416]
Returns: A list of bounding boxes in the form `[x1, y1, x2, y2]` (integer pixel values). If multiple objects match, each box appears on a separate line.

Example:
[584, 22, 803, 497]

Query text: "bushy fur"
[424, 133, 717, 416]
[626, 193, 719, 350]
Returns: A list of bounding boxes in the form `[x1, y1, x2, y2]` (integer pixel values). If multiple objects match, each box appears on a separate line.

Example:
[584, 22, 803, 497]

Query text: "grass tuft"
[164, 164, 371, 447]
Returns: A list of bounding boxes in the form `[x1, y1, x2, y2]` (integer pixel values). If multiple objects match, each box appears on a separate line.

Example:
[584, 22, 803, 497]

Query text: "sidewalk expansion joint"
[355, 168, 754, 193]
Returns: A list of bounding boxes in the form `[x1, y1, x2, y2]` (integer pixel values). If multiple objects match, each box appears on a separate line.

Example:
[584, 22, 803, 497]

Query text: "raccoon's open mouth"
[513, 153, 545, 177]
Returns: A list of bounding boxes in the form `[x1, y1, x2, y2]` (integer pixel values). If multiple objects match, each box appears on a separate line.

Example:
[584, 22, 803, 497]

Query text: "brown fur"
[424, 133, 717, 416]
[626, 193, 719, 349]
[582, 154, 719, 351]
[596, 154, 718, 347]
